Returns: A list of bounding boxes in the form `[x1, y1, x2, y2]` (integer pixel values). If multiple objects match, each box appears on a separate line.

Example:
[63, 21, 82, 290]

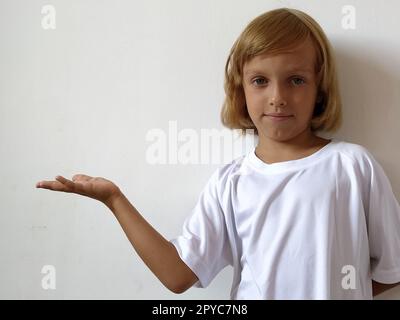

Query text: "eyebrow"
[244, 68, 313, 76]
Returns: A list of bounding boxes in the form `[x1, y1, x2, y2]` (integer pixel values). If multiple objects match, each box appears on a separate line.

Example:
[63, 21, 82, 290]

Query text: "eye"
[292, 77, 305, 85]
[252, 78, 267, 86]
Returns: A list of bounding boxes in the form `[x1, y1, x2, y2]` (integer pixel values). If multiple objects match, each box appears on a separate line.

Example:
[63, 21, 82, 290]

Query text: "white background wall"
[1, 0, 399, 299]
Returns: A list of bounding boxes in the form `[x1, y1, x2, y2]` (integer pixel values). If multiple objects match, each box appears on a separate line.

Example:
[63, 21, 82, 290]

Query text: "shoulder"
[202, 153, 250, 200]
[209, 154, 247, 186]
[333, 139, 373, 160]
[332, 139, 382, 178]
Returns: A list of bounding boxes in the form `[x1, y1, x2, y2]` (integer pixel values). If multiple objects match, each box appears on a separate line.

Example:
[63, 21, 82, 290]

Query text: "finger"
[56, 175, 89, 196]
[55, 175, 76, 189]
[72, 174, 93, 182]
[36, 180, 72, 192]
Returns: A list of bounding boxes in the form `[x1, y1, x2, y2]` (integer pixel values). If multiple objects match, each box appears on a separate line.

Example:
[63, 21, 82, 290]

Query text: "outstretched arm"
[106, 191, 198, 293]
[36, 175, 198, 294]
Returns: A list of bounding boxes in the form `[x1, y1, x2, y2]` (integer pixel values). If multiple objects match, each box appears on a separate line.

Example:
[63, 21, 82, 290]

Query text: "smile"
[264, 115, 294, 122]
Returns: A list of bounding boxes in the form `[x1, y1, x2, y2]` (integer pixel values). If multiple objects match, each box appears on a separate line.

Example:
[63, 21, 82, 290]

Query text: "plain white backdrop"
[1, 0, 399, 299]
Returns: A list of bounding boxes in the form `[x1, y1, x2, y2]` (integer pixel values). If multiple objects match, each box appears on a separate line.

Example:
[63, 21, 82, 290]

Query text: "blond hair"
[221, 8, 342, 135]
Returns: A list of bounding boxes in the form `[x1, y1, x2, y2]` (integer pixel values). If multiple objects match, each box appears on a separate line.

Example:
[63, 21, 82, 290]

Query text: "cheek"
[292, 87, 314, 99]
[243, 87, 262, 110]
[292, 89, 318, 107]
[244, 88, 267, 107]
[246, 96, 265, 118]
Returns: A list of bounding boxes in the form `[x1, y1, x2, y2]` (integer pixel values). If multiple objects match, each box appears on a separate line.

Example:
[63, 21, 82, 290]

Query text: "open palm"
[36, 174, 121, 206]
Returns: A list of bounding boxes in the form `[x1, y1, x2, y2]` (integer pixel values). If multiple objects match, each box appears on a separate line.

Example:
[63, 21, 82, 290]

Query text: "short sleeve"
[364, 151, 400, 283]
[169, 168, 233, 288]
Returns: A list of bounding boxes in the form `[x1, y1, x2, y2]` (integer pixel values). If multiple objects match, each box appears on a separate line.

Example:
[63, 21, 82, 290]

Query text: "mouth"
[264, 114, 294, 122]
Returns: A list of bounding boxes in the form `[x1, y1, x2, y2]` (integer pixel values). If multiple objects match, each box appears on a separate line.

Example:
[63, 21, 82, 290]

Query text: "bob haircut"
[221, 8, 342, 135]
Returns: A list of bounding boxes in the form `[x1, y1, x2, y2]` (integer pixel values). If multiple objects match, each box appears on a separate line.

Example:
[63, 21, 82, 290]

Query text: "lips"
[265, 113, 293, 117]
[267, 115, 293, 119]
[264, 114, 294, 122]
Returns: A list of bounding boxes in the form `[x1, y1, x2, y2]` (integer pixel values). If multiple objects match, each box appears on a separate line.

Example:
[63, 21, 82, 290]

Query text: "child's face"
[242, 38, 320, 142]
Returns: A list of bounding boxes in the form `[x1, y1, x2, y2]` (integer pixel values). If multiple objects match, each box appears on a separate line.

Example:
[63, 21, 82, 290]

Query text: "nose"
[269, 99, 287, 107]
[269, 84, 287, 107]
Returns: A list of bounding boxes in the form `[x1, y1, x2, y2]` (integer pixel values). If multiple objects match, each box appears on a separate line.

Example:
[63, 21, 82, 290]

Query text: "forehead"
[243, 38, 317, 74]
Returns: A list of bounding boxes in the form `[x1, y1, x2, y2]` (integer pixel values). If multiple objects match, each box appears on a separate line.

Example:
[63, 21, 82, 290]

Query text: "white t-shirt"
[170, 138, 400, 299]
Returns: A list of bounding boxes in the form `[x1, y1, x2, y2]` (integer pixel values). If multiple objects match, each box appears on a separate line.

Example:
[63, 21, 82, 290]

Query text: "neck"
[256, 128, 327, 164]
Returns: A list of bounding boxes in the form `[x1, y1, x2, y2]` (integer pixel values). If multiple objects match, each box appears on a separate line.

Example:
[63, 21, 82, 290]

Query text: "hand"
[36, 174, 121, 207]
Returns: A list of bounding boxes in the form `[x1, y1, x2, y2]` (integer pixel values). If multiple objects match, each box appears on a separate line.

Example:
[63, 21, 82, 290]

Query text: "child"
[36, 8, 400, 299]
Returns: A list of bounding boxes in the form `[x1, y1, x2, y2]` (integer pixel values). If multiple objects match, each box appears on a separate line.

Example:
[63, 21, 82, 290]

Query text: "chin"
[269, 135, 294, 142]
[256, 127, 292, 141]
